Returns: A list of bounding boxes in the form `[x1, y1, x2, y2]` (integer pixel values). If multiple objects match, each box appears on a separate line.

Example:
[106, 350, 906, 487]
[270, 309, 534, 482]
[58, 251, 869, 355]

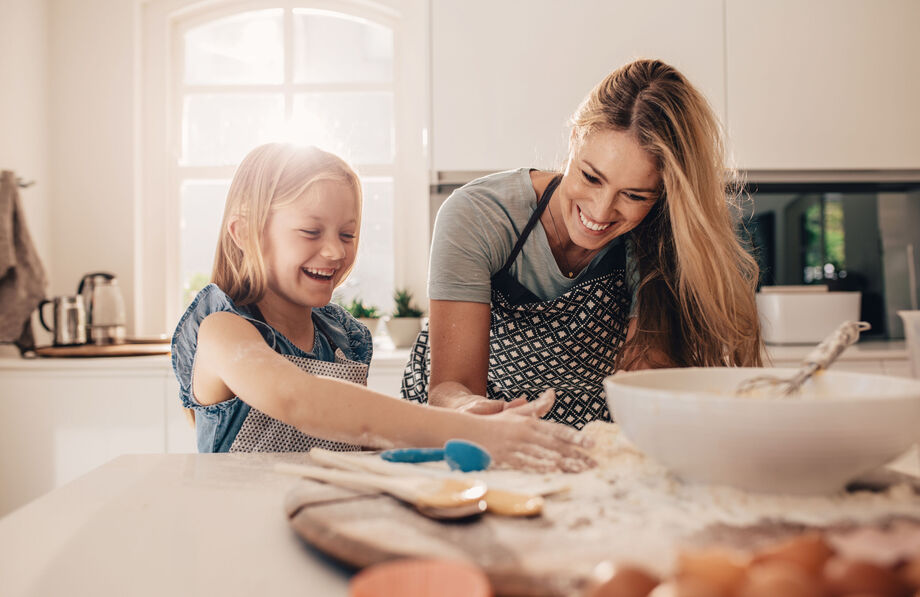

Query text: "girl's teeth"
[305, 267, 334, 277]
[579, 209, 610, 232]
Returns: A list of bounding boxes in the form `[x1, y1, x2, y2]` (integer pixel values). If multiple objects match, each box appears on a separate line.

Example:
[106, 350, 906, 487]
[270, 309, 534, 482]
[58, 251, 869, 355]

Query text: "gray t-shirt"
[428, 168, 637, 309]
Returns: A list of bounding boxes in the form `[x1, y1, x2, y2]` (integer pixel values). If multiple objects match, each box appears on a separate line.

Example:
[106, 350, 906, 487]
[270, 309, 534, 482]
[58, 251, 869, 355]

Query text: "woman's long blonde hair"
[212, 143, 363, 306]
[570, 59, 762, 367]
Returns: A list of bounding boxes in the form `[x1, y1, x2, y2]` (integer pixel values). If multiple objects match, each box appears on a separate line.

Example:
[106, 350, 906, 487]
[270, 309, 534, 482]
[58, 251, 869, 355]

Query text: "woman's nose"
[591, 190, 621, 220]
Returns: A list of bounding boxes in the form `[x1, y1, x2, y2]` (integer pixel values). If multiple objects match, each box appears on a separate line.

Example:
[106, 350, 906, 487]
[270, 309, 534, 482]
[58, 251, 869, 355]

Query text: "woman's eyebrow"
[584, 159, 657, 193]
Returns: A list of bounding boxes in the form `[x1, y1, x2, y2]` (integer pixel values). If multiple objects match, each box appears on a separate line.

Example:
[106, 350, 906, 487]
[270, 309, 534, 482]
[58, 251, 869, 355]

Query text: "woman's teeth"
[303, 267, 335, 280]
[578, 208, 611, 232]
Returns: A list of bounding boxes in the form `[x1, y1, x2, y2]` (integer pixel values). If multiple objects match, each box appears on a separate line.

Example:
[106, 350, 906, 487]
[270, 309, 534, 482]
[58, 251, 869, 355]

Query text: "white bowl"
[604, 368, 920, 494]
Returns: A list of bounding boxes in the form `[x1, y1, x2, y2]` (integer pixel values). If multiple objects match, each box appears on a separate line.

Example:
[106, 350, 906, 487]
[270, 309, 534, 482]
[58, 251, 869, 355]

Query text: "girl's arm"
[194, 311, 593, 471]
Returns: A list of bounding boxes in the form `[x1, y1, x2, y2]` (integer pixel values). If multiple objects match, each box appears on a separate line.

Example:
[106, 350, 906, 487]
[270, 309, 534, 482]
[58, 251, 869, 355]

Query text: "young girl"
[171, 143, 593, 472]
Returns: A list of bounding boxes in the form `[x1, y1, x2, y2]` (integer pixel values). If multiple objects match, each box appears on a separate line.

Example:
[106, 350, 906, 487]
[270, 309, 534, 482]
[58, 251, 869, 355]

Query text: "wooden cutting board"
[285, 474, 920, 597]
[33, 343, 170, 358]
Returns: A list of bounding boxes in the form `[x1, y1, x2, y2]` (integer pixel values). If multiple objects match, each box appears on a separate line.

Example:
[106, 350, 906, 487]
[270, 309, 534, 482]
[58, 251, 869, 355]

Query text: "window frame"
[140, 0, 429, 334]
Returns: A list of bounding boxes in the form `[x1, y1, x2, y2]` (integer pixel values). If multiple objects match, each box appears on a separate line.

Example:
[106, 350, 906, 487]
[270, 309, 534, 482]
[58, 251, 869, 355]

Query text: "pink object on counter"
[349, 558, 492, 597]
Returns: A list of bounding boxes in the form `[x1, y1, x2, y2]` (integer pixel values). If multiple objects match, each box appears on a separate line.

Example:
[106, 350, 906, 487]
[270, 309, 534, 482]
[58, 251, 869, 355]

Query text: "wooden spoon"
[274, 462, 487, 520]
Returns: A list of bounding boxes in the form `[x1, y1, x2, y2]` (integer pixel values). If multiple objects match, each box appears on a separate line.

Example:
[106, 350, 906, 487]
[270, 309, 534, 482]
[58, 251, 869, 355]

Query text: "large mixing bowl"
[603, 368, 920, 494]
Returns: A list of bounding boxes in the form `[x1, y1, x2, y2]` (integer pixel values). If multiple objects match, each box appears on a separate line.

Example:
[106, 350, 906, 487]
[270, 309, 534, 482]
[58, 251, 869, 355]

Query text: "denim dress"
[172, 284, 373, 452]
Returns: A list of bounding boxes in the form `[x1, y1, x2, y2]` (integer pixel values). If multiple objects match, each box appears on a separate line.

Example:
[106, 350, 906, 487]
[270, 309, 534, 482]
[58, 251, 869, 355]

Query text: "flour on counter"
[477, 421, 920, 575]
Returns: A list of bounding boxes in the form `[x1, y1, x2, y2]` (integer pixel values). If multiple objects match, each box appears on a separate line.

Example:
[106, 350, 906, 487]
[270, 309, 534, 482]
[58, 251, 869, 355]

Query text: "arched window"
[140, 0, 428, 334]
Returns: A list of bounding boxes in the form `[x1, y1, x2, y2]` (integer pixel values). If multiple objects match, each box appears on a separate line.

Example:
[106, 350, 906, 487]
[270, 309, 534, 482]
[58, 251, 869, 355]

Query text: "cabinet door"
[431, 0, 725, 172]
[0, 372, 167, 517]
[725, 0, 920, 170]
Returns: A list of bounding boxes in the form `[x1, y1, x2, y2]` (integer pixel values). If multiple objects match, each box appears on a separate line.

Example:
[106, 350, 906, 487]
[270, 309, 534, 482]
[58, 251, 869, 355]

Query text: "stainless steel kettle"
[77, 272, 127, 345]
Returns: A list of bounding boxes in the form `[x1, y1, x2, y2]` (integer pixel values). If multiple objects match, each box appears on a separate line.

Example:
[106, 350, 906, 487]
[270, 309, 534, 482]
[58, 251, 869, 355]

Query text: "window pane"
[291, 92, 393, 165]
[183, 94, 284, 166]
[184, 9, 283, 85]
[293, 10, 393, 84]
[180, 180, 231, 306]
[335, 178, 394, 312]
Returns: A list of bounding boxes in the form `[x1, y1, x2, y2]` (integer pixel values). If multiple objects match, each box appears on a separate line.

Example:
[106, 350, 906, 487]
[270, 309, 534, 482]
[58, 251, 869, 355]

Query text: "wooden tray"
[285, 473, 920, 597]
[33, 343, 171, 358]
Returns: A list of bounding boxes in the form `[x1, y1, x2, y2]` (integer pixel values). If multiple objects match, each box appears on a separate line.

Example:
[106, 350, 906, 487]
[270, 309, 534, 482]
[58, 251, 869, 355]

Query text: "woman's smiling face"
[260, 179, 358, 310]
[556, 128, 661, 250]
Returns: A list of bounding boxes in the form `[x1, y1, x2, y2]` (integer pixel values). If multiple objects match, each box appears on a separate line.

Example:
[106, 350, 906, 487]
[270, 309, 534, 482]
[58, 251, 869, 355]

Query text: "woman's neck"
[256, 293, 316, 353]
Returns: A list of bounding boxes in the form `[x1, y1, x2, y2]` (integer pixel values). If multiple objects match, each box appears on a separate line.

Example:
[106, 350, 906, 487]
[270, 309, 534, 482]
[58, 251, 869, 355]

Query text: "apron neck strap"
[497, 173, 563, 275]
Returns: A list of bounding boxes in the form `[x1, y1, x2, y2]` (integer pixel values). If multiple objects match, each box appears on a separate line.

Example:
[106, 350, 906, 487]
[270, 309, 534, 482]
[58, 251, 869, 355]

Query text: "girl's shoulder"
[313, 304, 373, 365]
[171, 284, 249, 410]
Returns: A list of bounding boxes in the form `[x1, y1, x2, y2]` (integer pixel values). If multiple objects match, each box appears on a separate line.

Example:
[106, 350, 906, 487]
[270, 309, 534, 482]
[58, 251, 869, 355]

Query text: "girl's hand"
[477, 391, 597, 473]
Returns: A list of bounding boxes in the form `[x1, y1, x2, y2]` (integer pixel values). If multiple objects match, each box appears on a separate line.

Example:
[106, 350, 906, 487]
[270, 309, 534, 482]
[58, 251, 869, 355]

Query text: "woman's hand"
[472, 390, 597, 473]
[429, 384, 539, 415]
[431, 392, 505, 414]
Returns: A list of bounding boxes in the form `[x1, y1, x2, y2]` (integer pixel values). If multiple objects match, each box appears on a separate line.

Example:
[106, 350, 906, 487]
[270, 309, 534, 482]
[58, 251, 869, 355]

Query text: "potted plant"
[386, 288, 424, 348]
[342, 297, 381, 335]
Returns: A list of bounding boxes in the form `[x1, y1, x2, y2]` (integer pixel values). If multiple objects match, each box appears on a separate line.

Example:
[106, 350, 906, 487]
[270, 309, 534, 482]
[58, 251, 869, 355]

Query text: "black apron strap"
[495, 173, 563, 276]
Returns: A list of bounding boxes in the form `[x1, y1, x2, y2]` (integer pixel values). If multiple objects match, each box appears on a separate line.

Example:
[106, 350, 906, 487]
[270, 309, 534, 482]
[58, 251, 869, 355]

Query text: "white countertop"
[0, 341, 907, 373]
[0, 453, 352, 597]
[2, 450, 918, 597]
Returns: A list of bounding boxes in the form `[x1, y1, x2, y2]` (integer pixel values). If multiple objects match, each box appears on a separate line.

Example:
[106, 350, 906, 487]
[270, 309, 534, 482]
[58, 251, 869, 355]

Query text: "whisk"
[736, 320, 872, 397]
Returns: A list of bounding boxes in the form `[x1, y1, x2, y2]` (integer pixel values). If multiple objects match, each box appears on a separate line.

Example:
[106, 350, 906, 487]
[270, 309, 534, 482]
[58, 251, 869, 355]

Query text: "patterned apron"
[402, 175, 632, 429]
[229, 317, 368, 452]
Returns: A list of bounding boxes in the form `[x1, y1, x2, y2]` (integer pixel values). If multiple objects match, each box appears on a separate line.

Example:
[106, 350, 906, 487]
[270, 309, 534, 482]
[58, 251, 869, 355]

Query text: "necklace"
[546, 199, 598, 278]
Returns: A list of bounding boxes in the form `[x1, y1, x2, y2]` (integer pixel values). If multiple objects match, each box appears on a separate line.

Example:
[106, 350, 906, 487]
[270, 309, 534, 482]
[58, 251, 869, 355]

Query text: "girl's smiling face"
[260, 179, 359, 310]
[557, 128, 661, 250]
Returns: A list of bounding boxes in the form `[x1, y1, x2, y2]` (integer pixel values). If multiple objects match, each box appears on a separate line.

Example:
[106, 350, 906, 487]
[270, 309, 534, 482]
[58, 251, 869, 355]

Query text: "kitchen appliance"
[37, 295, 87, 346]
[77, 272, 126, 345]
[756, 286, 861, 344]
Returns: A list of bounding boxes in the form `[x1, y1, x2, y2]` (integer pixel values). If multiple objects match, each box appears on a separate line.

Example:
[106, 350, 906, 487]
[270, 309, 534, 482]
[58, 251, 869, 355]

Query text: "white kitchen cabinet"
[0, 357, 195, 518]
[0, 353, 405, 518]
[431, 0, 725, 172]
[725, 0, 920, 170]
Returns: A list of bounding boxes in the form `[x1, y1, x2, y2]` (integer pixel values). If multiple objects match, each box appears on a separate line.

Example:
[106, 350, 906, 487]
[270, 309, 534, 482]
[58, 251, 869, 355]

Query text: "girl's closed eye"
[299, 229, 320, 237]
[339, 232, 356, 242]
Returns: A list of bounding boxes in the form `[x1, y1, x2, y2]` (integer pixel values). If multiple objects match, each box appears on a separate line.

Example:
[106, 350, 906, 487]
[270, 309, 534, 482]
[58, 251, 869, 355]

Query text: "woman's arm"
[427, 299, 525, 414]
[194, 311, 592, 470]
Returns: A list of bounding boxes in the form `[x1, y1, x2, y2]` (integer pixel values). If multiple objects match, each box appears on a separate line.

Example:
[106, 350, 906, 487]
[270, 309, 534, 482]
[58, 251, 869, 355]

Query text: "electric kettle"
[77, 272, 127, 345]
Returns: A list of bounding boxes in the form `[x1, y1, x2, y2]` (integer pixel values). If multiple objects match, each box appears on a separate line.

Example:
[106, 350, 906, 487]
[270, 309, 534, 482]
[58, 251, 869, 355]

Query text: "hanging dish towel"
[0, 171, 47, 349]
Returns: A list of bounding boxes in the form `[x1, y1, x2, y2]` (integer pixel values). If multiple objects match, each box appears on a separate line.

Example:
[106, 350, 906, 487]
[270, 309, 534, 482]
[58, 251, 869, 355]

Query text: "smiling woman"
[401, 59, 764, 429]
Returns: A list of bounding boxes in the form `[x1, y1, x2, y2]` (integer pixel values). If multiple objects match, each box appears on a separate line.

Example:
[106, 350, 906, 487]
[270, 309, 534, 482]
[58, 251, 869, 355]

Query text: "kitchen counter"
[0, 340, 908, 372]
[766, 339, 908, 362]
[0, 453, 352, 597]
[2, 448, 918, 597]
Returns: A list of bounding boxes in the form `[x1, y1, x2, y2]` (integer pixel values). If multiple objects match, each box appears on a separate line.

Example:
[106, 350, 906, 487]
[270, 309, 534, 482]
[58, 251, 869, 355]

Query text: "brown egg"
[737, 561, 826, 597]
[900, 556, 920, 590]
[647, 577, 728, 597]
[676, 549, 748, 596]
[588, 565, 660, 597]
[823, 557, 910, 597]
[753, 532, 835, 576]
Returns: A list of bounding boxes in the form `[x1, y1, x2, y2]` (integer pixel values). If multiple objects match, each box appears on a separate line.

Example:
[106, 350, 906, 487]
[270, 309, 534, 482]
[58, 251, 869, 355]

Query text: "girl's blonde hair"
[212, 143, 363, 306]
[570, 59, 763, 367]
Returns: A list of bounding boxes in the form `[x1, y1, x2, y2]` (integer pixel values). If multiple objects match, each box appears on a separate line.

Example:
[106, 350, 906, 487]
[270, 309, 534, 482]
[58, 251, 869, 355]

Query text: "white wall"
[47, 0, 139, 330]
[0, 0, 50, 274]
